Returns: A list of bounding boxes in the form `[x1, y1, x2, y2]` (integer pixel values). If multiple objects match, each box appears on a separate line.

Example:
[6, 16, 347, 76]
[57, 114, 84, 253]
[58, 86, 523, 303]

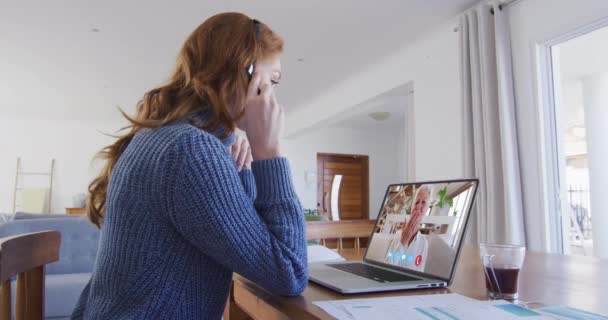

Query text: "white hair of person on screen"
[385, 185, 433, 271]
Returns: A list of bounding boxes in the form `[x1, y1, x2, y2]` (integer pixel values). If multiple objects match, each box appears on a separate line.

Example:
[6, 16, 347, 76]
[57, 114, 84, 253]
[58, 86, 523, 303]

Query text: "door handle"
[323, 192, 328, 212]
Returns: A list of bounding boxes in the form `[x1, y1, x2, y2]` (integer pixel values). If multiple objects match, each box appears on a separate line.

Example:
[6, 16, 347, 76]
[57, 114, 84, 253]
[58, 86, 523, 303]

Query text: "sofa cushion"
[0, 212, 15, 224]
[11, 273, 91, 318]
[14, 212, 81, 220]
[46, 273, 91, 318]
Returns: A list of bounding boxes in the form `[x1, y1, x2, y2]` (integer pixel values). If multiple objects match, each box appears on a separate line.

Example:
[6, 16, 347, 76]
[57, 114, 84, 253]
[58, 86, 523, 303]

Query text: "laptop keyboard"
[327, 262, 420, 283]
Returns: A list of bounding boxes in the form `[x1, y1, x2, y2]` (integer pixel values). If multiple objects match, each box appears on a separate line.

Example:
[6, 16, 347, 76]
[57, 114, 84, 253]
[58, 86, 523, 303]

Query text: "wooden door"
[317, 153, 369, 221]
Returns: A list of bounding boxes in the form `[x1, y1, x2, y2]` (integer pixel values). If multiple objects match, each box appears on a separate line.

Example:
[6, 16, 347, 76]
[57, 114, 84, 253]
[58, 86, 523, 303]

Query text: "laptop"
[308, 179, 478, 294]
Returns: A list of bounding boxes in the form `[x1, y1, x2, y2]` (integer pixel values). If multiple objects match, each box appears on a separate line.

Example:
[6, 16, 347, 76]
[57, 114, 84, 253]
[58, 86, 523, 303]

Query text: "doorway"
[316, 153, 369, 221]
[543, 23, 608, 257]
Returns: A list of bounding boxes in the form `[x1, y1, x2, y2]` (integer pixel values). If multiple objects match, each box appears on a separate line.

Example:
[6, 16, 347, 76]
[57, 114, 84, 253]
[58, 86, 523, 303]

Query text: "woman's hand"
[229, 131, 253, 171]
[238, 72, 284, 160]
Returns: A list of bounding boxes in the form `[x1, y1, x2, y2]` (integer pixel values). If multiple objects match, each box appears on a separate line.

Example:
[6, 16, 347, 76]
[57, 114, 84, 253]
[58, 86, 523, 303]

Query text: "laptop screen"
[365, 180, 478, 280]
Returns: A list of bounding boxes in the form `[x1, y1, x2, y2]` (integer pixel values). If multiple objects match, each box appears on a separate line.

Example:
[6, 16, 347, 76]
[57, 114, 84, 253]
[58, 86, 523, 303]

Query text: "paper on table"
[537, 306, 608, 320]
[481, 300, 608, 320]
[314, 293, 556, 320]
[307, 245, 346, 263]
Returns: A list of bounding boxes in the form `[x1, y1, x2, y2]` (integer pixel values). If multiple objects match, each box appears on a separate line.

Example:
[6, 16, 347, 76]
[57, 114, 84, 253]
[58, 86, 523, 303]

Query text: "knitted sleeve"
[238, 169, 256, 201]
[167, 131, 308, 296]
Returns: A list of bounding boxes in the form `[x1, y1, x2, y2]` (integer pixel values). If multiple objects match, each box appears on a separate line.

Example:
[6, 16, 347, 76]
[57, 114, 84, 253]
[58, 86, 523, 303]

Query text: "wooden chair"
[306, 220, 375, 251]
[0, 231, 61, 320]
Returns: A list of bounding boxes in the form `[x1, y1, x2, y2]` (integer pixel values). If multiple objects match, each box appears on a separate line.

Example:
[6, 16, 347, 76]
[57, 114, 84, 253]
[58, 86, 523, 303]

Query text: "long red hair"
[87, 12, 283, 227]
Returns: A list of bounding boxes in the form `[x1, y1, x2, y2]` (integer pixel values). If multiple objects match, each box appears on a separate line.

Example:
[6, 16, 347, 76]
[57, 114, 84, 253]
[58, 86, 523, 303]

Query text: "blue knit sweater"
[71, 120, 308, 319]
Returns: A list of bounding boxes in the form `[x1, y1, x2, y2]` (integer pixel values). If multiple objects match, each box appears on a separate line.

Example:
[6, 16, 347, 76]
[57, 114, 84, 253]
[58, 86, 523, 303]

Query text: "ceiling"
[333, 97, 408, 133]
[332, 84, 410, 134]
[0, 0, 479, 122]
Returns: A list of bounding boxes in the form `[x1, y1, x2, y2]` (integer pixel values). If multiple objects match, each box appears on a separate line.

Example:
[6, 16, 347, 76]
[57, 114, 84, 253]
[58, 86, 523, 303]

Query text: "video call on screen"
[366, 181, 477, 279]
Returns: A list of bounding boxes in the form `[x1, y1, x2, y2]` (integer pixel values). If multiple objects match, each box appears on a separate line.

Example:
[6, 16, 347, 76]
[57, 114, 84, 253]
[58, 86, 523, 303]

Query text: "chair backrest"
[0, 218, 99, 275]
[0, 231, 61, 320]
[306, 220, 376, 251]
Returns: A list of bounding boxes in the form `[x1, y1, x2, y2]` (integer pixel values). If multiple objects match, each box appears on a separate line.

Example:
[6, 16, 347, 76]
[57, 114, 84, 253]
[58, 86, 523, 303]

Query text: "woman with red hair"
[72, 12, 306, 319]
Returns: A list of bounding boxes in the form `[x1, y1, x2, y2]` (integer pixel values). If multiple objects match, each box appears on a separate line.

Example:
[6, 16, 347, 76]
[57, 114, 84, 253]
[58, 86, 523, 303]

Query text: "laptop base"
[309, 261, 447, 294]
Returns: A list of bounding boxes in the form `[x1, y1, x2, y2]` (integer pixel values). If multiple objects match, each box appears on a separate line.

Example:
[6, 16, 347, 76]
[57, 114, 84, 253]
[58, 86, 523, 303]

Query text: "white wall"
[582, 73, 608, 258]
[560, 80, 586, 157]
[285, 21, 463, 182]
[0, 115, 399, 218]
[0, 116, 123, 213]
[508, 0, 608, 252]
[283, 126, 402, 219]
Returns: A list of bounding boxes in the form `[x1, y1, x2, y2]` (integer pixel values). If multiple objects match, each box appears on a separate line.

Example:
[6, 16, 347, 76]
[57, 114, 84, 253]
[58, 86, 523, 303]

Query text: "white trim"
[537, 44, 568, 253]
[542, 16, 608, 47]
[549, 47, 572, 254]
[536, 43, 563, 253]
[520, 39, 553, 252]
[406, 82, 416, 181]
[534, 16, 608, 254]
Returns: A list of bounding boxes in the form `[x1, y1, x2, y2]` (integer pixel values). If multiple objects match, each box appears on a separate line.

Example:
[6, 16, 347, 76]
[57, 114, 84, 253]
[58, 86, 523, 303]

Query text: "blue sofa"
[14, 212, 79, 220]
[0, 217, 99, 319]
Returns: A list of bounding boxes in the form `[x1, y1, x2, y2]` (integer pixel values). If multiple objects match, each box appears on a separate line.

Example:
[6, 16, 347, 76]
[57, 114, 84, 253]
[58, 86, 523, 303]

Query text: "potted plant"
[304, 208, 319, 216]
[432, 186, 454, 216]
[304, 208, 328, 222]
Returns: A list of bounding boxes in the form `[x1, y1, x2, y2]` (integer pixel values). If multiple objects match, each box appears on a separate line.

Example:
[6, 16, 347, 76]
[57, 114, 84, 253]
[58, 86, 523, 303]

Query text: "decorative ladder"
[12, 158, 56, 213]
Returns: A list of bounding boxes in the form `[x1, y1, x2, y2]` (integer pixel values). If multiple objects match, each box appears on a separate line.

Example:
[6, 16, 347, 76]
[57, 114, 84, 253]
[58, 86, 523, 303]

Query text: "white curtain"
[460, 1, 526, 245]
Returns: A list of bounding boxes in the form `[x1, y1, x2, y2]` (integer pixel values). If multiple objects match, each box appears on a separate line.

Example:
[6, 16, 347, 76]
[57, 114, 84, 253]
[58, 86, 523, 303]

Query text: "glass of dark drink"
[479, 243, 525, 300]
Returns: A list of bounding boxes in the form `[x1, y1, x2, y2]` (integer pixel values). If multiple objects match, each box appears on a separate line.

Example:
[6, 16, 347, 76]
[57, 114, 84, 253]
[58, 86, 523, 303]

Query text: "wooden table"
[225, 246, 608, 319]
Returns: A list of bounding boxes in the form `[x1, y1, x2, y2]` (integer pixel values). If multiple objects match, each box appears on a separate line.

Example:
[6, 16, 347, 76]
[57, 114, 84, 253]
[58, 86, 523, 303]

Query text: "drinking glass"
[479, 243, 526, 300]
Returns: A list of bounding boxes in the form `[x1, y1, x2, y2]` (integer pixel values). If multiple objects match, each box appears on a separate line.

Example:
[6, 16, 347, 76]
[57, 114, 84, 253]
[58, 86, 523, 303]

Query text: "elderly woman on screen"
[385, 185, 433, 271]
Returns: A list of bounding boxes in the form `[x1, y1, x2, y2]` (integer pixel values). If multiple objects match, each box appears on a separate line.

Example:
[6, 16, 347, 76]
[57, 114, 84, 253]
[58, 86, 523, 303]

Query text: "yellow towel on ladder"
[21, 188, 49, 213]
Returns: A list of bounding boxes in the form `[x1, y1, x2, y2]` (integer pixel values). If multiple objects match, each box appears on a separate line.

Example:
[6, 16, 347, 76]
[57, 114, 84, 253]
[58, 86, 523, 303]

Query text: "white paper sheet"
[307, 245, 346, 263]
[480, 300, 608, 320]
[314, 294, 558, 320]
